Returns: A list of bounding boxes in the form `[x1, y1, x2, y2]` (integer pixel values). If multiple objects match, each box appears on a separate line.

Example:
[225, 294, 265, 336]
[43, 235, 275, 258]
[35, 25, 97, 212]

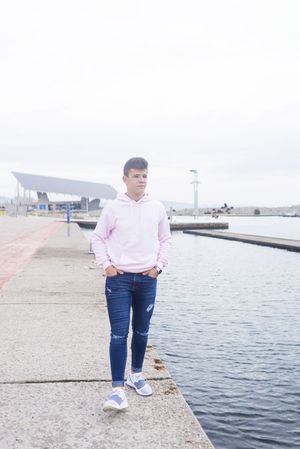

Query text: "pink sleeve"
[156, 206, 172, 270]
[91, 206, 114, 270]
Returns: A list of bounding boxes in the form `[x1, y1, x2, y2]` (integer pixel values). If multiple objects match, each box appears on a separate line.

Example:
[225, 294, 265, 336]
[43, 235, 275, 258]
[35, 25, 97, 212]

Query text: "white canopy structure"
[12, 171, 117, 200]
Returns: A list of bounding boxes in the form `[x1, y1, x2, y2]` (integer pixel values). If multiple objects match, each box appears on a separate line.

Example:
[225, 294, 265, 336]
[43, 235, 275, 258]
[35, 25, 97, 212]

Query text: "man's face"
[123, 169, 148, 198]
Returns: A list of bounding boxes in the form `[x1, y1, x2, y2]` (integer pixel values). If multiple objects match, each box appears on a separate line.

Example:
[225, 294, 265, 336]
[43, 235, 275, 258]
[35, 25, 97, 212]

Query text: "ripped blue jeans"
[105, 272, 157, 387]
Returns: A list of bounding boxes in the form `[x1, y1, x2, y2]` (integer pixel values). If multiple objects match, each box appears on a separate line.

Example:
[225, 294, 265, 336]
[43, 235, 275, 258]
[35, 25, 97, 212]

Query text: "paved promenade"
[0, 217, 214, 449]
[0, 216, 63, 288]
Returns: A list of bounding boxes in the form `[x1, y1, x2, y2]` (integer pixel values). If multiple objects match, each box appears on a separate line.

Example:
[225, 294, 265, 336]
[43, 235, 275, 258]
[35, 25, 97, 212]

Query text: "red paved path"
[0, 216, 63, 289]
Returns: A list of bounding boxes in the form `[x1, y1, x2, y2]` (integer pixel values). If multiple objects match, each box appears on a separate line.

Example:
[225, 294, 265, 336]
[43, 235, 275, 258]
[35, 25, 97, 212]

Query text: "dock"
[183, 230, 300, 253]
[0, 217, 214, 449]
[71, 218, 229, 231]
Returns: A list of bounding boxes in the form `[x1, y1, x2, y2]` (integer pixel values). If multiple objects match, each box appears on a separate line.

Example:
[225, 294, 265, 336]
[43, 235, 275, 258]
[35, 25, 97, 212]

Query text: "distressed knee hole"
[111, 333, 127, 340]
[146, 304, 154, 312]
[135, 330, 148, 337]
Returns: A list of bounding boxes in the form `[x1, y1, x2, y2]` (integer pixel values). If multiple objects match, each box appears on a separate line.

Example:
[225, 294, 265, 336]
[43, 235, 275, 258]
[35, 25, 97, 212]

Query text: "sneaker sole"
[126, 379, 153, 396]
[103, 401, 128, 412]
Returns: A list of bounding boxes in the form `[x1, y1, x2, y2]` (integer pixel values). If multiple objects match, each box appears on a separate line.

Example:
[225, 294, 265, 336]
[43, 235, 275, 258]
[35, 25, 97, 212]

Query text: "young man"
[92, 157, 171, 411]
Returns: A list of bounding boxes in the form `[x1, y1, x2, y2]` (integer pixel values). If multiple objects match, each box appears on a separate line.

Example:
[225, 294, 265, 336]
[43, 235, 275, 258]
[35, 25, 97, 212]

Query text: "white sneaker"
[126, 372, 153, 396]
[103, 387, 129, 411]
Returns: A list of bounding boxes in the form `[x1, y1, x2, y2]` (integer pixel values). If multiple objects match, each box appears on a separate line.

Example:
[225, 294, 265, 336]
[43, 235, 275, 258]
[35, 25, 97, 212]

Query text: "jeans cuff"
[131, 366, 142, 373]
[112, 380, 125, 387]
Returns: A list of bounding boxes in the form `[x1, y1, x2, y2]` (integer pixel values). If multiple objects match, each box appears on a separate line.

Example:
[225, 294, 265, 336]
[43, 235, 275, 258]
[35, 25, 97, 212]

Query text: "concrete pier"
[183, 229, 300, 252]
[0, 218, 214, 449]
[0, 216, 63, 288]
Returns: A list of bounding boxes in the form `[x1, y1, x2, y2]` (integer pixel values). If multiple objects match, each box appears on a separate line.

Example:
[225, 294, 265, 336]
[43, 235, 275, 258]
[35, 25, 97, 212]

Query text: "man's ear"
[122, 175, 127, 183]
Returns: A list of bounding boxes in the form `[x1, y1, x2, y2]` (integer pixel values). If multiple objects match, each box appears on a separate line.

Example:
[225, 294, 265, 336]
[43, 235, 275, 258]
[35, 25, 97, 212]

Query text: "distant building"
[12, 171, 117, 212]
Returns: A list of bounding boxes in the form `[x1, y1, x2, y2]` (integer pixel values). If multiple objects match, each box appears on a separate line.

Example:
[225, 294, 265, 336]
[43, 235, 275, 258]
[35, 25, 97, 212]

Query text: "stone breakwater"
[0, 217, 214, 449]
[183, 229, 300, 252]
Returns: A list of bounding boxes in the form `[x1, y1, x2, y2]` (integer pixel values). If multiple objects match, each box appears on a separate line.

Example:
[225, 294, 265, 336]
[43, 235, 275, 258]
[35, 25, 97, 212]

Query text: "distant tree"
[254, 208, 261, 215]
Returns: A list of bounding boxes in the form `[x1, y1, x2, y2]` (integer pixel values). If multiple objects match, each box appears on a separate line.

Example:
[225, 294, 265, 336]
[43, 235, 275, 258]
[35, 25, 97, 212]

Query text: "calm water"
[84, 217, 300, 449]
[172, 215, 300, 240]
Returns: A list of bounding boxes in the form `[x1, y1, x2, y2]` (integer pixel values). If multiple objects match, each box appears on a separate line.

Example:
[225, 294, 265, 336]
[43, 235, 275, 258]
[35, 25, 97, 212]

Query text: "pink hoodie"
[92, 193, 171, 273]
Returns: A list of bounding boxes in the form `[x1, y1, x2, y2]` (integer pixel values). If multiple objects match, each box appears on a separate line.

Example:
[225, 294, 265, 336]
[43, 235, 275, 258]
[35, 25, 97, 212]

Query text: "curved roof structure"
[12, 172, 117, 199]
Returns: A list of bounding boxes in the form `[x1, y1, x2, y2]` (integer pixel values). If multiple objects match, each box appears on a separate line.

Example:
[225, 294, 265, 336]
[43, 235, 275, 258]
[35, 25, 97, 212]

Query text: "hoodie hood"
[116, 192, 151, 203]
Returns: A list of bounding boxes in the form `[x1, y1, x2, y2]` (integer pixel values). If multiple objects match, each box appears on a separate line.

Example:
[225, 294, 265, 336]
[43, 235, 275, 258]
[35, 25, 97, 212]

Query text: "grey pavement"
[0, 222, 214, 449]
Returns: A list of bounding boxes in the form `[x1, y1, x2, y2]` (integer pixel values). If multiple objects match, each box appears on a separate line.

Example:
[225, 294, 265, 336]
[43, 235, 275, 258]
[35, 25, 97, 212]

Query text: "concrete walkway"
[184, 229, 300, 252]
[0, 220, 214, 449]
[0, 216, 63, 288]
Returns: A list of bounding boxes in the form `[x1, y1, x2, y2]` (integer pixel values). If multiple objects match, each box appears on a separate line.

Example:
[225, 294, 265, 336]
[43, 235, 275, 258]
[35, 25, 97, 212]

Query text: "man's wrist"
[154, 266, 162, 275]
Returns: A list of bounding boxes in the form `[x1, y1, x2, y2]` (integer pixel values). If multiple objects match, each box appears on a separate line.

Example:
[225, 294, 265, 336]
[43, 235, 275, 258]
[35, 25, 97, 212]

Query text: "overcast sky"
[0, 0, 299, 207]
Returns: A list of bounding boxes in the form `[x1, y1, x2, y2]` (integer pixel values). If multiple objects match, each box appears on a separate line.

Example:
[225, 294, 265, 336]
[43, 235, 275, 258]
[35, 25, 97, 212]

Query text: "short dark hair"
[123, 157, 148, 176]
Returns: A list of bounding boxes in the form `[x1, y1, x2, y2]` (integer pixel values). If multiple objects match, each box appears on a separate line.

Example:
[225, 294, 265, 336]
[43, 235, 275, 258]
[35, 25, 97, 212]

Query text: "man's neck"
[125, 192, 145, 202]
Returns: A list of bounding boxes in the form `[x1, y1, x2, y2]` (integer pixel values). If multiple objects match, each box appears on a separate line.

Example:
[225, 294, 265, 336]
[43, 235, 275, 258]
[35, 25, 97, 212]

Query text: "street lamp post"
[190, 169, 200, 217]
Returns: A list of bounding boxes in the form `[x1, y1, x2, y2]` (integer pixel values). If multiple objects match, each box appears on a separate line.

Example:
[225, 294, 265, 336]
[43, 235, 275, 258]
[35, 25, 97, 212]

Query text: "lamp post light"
[190, 169, 200, 217]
